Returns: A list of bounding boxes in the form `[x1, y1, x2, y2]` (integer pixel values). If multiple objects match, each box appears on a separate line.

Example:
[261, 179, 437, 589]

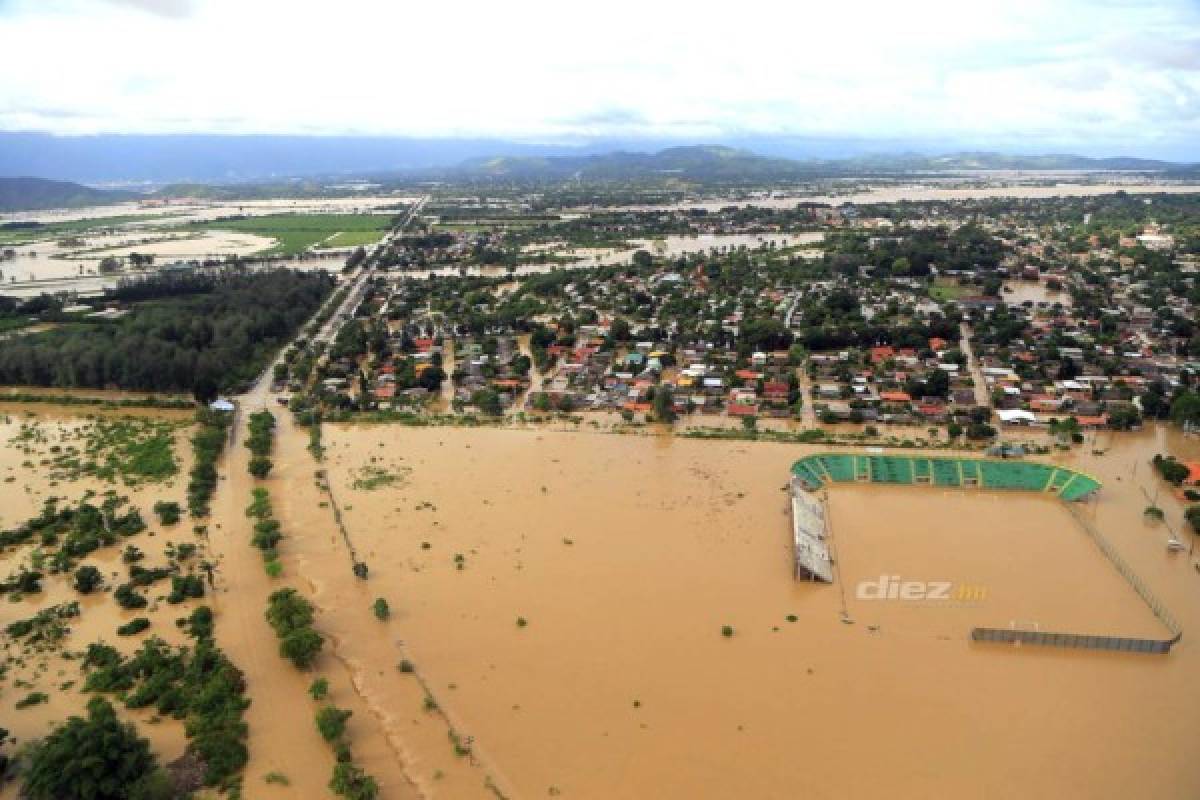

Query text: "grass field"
[321, 229, 386, 249]
[195, 213, 393, 256]
[930, 279, 971, 301]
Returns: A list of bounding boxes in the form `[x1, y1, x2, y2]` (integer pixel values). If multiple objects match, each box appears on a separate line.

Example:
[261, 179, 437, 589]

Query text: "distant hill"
[447, 147, 1183, 182]
[0, 177, 140, 212]
[452, 146, 831, 181]
[840, 152, 1178, 172]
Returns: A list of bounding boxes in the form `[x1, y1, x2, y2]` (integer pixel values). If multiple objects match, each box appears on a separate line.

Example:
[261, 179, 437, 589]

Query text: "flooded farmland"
[2, 396, 1199, 799]
[290, 421, 1200, 799]
[0, 406, 201, 799]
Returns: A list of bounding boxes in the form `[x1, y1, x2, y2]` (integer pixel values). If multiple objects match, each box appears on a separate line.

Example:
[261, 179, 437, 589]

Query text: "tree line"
[0, 268, 334, 394]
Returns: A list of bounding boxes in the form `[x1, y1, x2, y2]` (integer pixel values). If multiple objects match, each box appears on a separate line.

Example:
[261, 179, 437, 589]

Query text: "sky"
[0, 0, 1198, 158]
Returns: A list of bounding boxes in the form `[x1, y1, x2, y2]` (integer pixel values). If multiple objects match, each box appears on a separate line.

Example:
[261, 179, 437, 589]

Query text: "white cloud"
[0, 0, 1197, 154]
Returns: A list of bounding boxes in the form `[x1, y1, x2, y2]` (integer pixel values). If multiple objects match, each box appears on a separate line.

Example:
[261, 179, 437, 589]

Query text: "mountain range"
[0, 145, 1196, 212]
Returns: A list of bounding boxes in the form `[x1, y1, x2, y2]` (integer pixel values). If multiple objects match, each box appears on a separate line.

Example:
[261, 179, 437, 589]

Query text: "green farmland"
[194, 213, 393, 256]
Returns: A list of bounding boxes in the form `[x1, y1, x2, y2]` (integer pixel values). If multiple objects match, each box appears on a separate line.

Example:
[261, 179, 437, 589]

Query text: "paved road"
[234, 195, 427, 413]
[959, 322, 993, 408]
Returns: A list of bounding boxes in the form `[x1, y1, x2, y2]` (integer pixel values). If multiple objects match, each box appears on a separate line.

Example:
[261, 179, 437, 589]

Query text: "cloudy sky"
[1, 0, 1198, 157]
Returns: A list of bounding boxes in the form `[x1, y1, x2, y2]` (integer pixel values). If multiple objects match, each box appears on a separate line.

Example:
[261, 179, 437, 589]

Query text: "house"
[1181, 463, 1200, 487]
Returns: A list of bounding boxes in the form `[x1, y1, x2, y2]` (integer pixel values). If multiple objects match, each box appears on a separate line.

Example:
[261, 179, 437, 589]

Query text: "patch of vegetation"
[1152, 454, 1191, 485]
[153, 500, 181, 525]
[5, 602, 79, 648]
[19, 696, 171, 800]
[372, 597, 390, 621]
[316, 705, 352, 742]
[330, 762, 379, 800]
[0, 495, 146, 576]
[351, 464, 409, 491]
[266, 588, 324, 669]
[15, 691, 49, 709]
[245, 410, 276, 479]
[0, 269, 333, 395]
[73, 564, 104, 593]
[246, 487, 284, 563]
[194, 213, 392, 257]
[80, 608, 250, 790]
[188, 409, 231, 517]
[116, 617, 151, 636]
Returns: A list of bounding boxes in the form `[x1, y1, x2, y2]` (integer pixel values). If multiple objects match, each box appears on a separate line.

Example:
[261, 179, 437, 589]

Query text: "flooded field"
[1004, 279, 1073, 307]
[526, 232, 825, 269]
[0, 406, 200, 796]
[296, 422, 1200, 799]
[0, 230, 278, 283]
[2, 393, 1198, 799]
[0, 195, 417, 227]
[605, 182, 1200, 212]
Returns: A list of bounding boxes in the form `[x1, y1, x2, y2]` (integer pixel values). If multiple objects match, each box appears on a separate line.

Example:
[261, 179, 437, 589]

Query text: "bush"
[114, 584, 148, 610]
[721, 625, 734, 638]
[152, 501, 181, 525]
[308, 678, 329, 701]
[316, 705, 352, 742]
[117, 617, 151, 636]
[73, 565, 104, 594]
[330, 762, 379, 800]
[1153, 455, 1191, 485]
[16, 691, 49, 709]
[167, 574, 205, 604]
[266, 588, 324, 669]
[372, 598, 389, 621]
[280, 629, 324, 669]
[185, 606, 214, 639]
[248, 456, 273, 480]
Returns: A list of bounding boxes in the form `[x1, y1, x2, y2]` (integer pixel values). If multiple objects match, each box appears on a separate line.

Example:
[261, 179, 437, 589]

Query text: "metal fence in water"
[972, 504, 1182, 656]
[970, 627, 1180, 654]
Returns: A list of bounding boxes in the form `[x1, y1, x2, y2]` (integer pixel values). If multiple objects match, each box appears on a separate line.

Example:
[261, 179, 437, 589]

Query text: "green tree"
[470, 388, 503, 416]
[330, 762, 379, 800]
[372, 597, 390, 621]
[248, 456, 273, 479]
[1170, 391, 1200, 427]
[22, 697, 158, 800]
[280, 628, 324, 669]
[316, 705, 353, 742]
[73, 565, 103, 594]
[653, 385, 677, 423]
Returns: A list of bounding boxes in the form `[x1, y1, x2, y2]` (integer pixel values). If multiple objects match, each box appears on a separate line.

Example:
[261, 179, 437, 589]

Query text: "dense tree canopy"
[22, 697, 161, 800]
[0, 268, 333, 392]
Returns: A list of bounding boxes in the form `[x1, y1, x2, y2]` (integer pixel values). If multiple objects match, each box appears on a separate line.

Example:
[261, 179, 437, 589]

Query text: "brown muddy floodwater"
[299, 422, 1200, 799]
[3, 402, 1200, 799]
[0, 407, 199, 799]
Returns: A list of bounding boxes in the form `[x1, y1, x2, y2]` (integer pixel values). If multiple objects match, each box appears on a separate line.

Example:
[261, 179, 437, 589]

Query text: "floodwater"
[533, 232, 825, 269]
[395, 232, 825, 283]
[299, 421, 1200, 799]
[1004, 279, 1073, 307]
[4, 393, 1200, 799]
[0, 231, 277, 283]
[604, 182, 1200, 212]
[0, 407, 199, 796]
[0, 195, 418, 227]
